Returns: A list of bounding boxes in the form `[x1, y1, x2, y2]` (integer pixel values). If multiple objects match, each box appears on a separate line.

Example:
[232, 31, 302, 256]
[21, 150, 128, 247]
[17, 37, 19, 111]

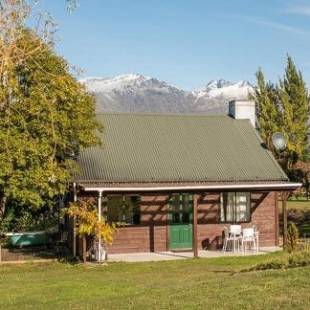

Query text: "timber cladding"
[106, 194, 168, 254]
[197, 191, 277, 249]
[78, 191, 277, 254]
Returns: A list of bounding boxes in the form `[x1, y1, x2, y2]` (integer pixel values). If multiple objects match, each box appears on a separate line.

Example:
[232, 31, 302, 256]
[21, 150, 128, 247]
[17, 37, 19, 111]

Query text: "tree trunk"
[281, 192, 289, 250]
[82, 236, 87, 264]
[0, 191, 6, 219]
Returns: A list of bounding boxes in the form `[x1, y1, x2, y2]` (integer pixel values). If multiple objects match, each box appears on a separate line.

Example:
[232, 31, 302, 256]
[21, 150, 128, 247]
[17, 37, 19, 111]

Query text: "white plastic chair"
[254, 229, 259, 252]
[229, 225, 242, 252]
[241, 227, 258, 253]
[229, 225, 242, 236]
[222, 225, 242, 252]
[222, 227, 232, 252]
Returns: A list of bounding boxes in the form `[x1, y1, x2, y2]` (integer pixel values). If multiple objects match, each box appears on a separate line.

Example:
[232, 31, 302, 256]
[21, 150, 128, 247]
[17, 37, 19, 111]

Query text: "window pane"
[172, 212, 180, 223]
[131, 196, 141, 225]
[220, 193, 225, 222]
[226, 193, 235, 222]
[107, 195, 140, 225]
[183, 194, 189, 207]
[170, 193, 192, 224]
[182, 212, 190, 223]
[236, 192, 250, 222]
[106, 196, 122, 222]
[220, 192, 251, 223]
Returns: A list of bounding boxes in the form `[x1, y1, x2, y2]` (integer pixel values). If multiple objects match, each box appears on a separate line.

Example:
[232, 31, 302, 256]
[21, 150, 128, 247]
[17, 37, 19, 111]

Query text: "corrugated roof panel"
[76, 113, 288, 183]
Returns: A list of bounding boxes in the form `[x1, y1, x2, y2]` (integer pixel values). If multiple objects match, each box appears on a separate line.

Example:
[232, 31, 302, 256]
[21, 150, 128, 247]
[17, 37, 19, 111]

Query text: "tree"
[254, 56, 309, 172]
[290, 161, 310, 200]
[0, 27, 101, 216]
[0, 1, 77, 74]
[253, 68, 281, 151]
[278, 56, 309, 169]
[287, 222, 299, 252]
[67, 199, 115, 263]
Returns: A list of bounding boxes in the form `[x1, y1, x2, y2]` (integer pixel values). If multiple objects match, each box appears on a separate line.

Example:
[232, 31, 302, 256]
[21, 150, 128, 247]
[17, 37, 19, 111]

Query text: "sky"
[38, 0, 310, 90]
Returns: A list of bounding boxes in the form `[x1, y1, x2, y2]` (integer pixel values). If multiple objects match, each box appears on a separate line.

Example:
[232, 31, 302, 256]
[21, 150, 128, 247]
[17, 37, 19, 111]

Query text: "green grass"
[288, 200, 310, 211]
[1, 253, 310, 309]
[283, 200, 310, 236]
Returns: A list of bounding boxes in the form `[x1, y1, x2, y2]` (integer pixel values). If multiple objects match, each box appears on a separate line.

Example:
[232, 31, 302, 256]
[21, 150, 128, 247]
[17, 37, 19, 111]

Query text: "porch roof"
[79, 181, 301, 192]
[76, 113, 289, 184]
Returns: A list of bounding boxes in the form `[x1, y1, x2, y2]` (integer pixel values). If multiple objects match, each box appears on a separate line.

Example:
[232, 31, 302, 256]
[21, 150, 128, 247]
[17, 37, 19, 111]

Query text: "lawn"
[0, 253, 310, 309]
[288, 200, 310, 211]
[286, 200, 310, 236]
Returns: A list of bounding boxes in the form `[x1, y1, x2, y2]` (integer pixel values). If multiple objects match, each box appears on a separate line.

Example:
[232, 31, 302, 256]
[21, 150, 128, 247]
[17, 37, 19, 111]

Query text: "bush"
[0, 204, 59, 233]
[288, 251, 310, 267]
[246, 250, 310, 271]
[287, 222, 299, 252]
[248, 256, 288, 271]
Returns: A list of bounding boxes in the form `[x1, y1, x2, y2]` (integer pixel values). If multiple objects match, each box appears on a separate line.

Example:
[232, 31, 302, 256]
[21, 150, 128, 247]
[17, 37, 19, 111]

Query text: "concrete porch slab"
[108, 247, 281, 263]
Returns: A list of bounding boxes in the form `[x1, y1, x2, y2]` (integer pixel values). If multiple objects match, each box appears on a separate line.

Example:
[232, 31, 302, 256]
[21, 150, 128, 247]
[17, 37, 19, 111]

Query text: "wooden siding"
[197, 192, 277, 249]
[76, 191, 277, 255]
[106, 195, 168, 254]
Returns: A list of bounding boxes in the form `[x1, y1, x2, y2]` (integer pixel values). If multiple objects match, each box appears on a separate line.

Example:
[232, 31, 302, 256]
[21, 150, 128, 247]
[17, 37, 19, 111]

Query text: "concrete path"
[108, 247, 281, 262]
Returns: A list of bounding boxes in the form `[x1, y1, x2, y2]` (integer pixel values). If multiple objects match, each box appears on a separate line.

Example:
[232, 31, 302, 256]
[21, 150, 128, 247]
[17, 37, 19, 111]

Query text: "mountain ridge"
[81, 74, 254, 114]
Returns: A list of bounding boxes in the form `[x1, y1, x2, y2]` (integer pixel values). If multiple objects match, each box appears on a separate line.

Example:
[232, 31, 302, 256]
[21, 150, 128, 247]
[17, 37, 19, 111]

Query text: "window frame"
[104, 194, 141, 226]
[220, 192, 251, 223]
[168, 193, 193, 225]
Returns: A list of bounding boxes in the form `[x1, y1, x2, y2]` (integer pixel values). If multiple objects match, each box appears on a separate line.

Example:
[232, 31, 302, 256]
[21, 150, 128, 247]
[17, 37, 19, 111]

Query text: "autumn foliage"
[67, 199, 115, 262]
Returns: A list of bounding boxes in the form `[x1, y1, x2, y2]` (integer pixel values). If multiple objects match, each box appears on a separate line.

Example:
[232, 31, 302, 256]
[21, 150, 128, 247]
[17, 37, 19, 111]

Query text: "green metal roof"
[76, 113, 288, 183]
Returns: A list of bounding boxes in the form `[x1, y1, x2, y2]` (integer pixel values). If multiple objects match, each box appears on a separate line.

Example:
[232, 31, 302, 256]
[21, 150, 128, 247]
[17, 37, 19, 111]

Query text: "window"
[220, 192, 251, 223]
[106, 195, 140, 225]
[169, 193, 193, 224]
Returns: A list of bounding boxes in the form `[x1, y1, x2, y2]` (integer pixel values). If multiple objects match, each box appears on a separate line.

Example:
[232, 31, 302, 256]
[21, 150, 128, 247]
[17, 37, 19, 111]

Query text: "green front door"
[169, 193, 193, 250]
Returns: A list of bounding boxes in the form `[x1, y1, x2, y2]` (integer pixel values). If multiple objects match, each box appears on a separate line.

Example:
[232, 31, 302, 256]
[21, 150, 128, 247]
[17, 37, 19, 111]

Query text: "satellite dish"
[271, 132, 287, 152]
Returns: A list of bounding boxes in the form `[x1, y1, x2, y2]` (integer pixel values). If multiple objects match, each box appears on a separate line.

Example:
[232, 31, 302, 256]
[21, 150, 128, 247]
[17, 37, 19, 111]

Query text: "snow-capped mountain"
[80, 74, 254, 114]
[194, 79, 252, 98]
[204, 79, 233, 91]
[192, 79, 254, 113]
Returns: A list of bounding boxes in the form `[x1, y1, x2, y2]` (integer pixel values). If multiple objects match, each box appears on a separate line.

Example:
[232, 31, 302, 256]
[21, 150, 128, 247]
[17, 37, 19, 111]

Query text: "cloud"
[232, 14, 310, 36]
[285, 4, 310, 16]
[250, 18, 309, 35]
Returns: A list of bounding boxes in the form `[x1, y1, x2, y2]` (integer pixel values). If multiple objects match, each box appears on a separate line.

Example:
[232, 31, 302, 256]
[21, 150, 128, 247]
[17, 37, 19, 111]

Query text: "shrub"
[246, 250, 310, 271]
[287, 222, 299, 252]
[248, 256, 288, 271]
[0, 203, 59, 233]
[67, 199, 116, 263]
[288, 251, 310, 267]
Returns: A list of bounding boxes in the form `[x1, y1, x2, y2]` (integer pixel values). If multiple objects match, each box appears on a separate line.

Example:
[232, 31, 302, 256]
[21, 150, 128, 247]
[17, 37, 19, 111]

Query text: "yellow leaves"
[97, 220, 116, 245]
[67, 199, 115, 245]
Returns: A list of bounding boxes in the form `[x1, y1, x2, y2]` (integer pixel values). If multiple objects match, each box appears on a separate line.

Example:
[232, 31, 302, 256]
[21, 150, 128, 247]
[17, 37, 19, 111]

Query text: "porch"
[72, 187, 298, 262]
[108, 247, 281, 262]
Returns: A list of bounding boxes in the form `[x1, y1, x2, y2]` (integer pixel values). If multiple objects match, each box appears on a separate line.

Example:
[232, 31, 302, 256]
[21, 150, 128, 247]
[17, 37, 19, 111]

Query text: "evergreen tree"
[253, 68, 281, 150]
[254, 57, 309, 171]
[278, 56, 309, 168]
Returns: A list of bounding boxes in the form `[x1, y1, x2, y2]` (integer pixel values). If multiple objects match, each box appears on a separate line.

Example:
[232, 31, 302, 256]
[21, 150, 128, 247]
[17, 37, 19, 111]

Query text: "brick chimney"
[229, 100, 256, 127]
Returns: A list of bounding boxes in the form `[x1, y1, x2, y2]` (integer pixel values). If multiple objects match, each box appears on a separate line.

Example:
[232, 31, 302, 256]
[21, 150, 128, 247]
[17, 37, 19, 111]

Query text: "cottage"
[72, 100, 300, 260]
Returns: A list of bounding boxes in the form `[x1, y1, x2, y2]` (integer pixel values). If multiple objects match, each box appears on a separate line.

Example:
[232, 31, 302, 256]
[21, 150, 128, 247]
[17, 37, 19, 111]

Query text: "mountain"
[80, 74, 254, 114]
[191, 79, 254, 114]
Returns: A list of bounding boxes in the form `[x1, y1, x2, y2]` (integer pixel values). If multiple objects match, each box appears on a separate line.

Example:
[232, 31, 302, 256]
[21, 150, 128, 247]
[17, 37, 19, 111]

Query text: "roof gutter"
[81, 182, 302, 192]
